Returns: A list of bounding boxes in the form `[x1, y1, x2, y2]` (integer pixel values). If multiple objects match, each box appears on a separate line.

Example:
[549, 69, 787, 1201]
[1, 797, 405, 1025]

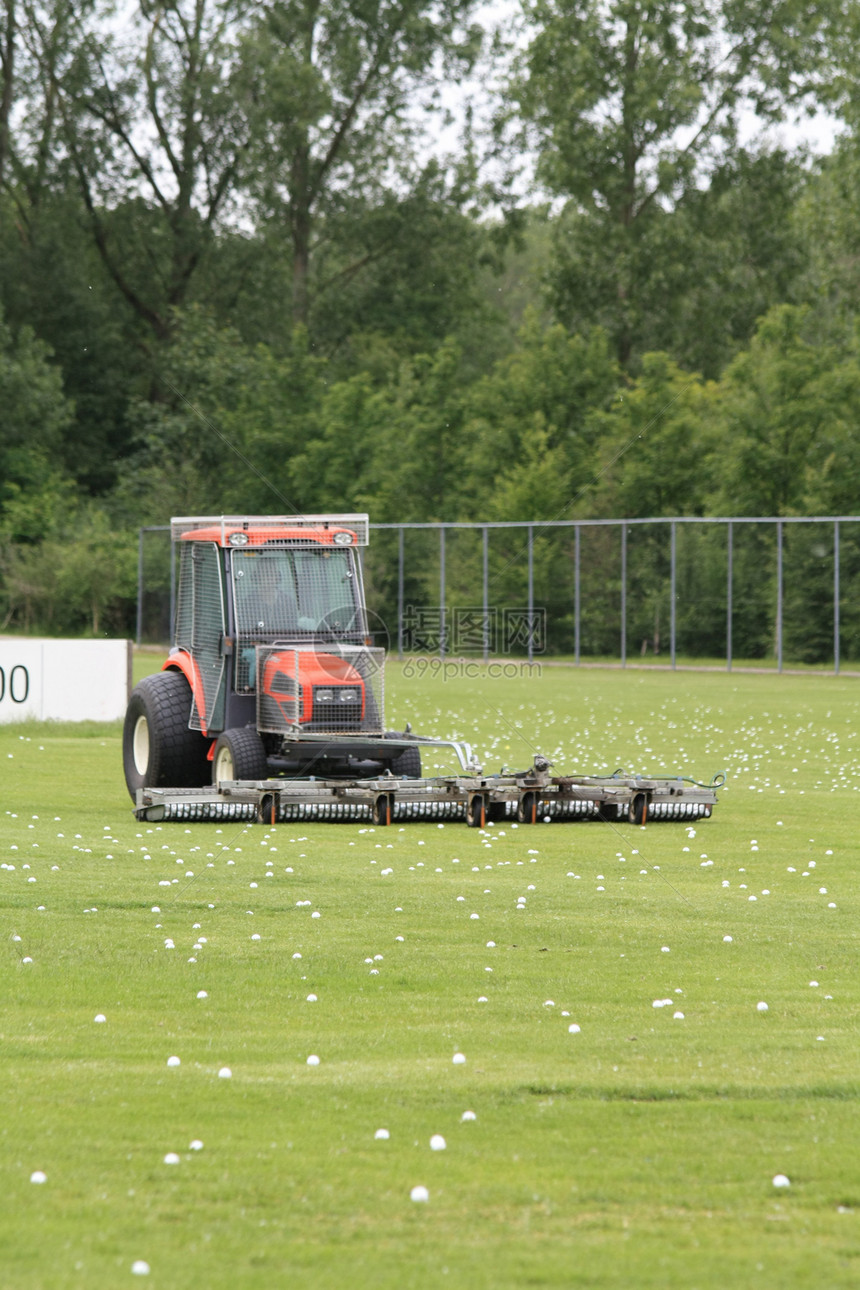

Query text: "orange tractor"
[124, 514, 422, 796]
[126, 514, 722, 826]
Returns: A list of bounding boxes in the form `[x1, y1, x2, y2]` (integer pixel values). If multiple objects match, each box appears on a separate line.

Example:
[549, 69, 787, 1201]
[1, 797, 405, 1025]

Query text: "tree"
[0, 305, 73, 537]
[511, 0, 846, 366]
[51, 0, 253, 345]
[115, 305, 327, 518]
[242, 0, 482, 331]
[586, 350, 716, 518]
[460, 311, 619, 511]
[711, 304, 842, 517]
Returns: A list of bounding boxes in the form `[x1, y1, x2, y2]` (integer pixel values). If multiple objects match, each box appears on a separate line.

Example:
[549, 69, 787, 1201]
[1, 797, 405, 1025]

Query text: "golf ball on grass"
[410, 1185, 429, 1202]
[29, 1171, 47, 1184]
[166, 1055, 181, 1067]
[452, 1052, 466, 1065]
[430, 1135, 446, 1151]
[131, 1261, 151, 1276]
[773, 1174, 791, 1188]
[218, 1067, 232, 1079]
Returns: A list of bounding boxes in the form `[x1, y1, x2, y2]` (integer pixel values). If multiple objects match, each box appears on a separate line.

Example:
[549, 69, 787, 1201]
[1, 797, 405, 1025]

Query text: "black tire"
[384, 732, 422, 778]
[212, 727, 270, 785]
[123, 670, 209, 799]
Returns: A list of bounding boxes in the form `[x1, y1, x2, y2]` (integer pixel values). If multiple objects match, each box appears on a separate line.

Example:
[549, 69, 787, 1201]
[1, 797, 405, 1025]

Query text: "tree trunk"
[0, 0, 14, 190]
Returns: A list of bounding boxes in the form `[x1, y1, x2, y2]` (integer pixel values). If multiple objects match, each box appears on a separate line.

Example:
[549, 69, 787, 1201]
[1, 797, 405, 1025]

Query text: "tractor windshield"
[231, 547, 362, 687]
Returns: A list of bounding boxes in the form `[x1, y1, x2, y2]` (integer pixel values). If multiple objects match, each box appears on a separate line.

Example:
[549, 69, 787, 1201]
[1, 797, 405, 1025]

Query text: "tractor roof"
[171, 515, 369, 548]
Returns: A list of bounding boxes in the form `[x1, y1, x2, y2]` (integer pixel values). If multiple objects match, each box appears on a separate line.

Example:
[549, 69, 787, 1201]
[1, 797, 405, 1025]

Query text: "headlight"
[333, 531, 354, 545]
[338, 688, 359, 703]
[316, 688, 335, 703]
[229, 531, 249, 546]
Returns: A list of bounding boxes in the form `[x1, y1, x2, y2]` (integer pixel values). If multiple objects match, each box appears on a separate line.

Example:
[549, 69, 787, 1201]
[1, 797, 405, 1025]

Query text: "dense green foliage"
[2, 0, 860, 658]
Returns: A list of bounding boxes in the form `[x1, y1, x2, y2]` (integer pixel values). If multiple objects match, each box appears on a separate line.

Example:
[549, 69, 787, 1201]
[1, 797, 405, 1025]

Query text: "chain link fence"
[137, 516, 860, 671]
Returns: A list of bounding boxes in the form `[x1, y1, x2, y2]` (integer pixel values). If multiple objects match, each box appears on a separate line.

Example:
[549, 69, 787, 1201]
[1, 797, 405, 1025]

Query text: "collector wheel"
[122, 670, 209, 799]
[212, 727, 269, 785]
[629, 792, 649, 825]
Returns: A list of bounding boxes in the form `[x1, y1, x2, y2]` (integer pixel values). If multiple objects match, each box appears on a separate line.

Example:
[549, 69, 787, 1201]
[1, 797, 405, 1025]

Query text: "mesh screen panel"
[175, 542, 227, 732]
[231, 547, 364, 691]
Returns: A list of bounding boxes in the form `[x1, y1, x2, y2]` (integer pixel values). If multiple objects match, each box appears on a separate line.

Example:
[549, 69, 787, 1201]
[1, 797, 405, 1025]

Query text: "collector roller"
[134, 761, 723, 826]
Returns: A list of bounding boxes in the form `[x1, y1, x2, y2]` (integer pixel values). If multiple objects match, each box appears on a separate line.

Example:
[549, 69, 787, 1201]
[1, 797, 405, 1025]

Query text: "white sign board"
[0, 639, 132, 723]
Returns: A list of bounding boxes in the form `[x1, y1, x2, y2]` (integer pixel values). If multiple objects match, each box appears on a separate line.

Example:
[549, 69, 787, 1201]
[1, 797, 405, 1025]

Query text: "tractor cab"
[123, 515, 418, 796]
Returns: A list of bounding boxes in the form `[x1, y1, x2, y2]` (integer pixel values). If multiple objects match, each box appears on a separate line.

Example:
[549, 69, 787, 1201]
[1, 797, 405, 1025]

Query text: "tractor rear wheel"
[212, 727, 269, 785]
[123, 670, 209, 799]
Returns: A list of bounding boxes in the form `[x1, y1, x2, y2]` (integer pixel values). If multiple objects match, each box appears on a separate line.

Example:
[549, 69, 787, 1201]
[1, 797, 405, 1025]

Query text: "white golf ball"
[410, 1185, 429, 1202]
[306, 993, 318, 1002]
[461, 1110, 476, 1122]
[196, 990, 208, 999]
[307, 1054, 320, 1066]
[189, 1140, 204, 1151]
[30, 1170, 47, 1184]
[374, 1128, 390, 1140]
[166, 1055, 181, 1067]
[94, 1014, 106, 1024]
[772, 1174, 790, 1188]
[757, 1001, 769, 1012]
[163, 1152, 180, 1165]
[452, 1052, 466, 1065]
[568, 1023, 581, 1034]
[131, 1261, 151, 1276]
[218, 1066, 232, 1079]
[723, 935, 733, 943]
[430, 1134, 446, 1151]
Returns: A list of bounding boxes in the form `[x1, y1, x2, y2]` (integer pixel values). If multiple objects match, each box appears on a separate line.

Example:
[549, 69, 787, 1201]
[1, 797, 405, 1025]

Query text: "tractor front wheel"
[212, 727, 269, 785]
[123, 670, 209, 799]
[383, 732, 422, 778]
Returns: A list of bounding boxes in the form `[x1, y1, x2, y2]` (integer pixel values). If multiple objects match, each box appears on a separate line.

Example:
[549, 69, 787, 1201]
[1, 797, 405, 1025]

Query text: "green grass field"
[2, 661, 859, 1288]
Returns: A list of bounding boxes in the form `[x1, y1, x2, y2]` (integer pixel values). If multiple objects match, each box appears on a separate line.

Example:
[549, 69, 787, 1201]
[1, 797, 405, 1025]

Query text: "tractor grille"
[311, 700, 363, 729]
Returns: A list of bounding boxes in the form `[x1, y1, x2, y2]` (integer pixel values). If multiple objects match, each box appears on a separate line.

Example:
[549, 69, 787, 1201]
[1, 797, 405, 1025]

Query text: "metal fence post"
[670, 520, 677, 669]
[776, 520, 783, 673]
[482, 526, 489, 662]
[136, 527, 145, 646]
[397, 527, 404, 660]
[726, 521, 733, 673]
[439, 526, 446, 658]
[527, 525, 534, 664]
[621, 522, 627, 668]
[834, 519, 840, 675]
[169, 532, 176, 643]
[574, 526, 581, 666]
